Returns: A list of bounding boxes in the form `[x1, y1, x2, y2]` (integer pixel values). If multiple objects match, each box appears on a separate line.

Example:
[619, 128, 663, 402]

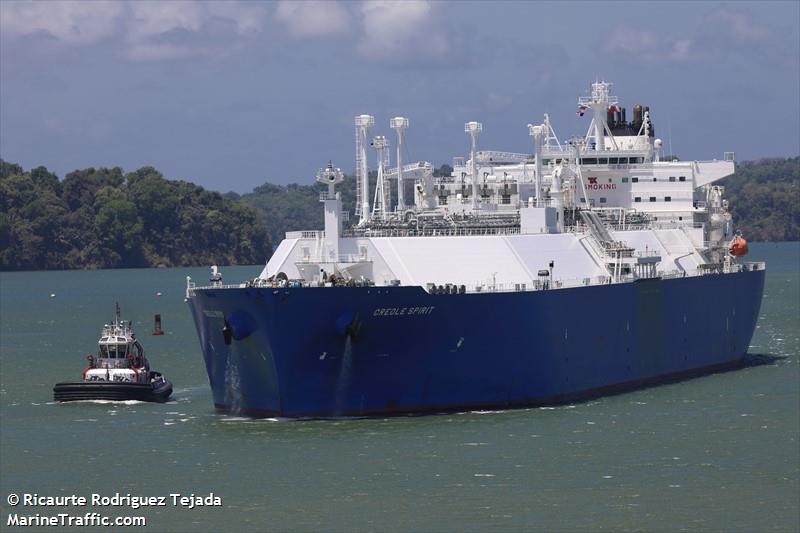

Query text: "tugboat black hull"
[53, 379, 172, 403]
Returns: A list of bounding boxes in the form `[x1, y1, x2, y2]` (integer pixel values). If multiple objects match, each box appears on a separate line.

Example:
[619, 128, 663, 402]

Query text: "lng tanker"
[186, 81, 764, 417]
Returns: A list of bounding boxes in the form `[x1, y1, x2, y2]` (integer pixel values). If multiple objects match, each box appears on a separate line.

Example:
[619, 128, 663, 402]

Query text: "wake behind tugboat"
[53, 304, 172, 403]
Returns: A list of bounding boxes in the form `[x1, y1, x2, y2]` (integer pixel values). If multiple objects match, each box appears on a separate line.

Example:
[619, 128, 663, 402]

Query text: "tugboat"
[53, 305, 173, 402]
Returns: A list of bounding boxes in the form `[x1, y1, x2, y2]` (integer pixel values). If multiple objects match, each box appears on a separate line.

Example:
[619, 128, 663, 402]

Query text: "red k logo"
[588, 176, 598, 184]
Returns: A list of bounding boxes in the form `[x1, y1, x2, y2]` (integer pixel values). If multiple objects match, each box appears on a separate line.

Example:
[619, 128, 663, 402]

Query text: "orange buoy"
[730, 236, 748, 257]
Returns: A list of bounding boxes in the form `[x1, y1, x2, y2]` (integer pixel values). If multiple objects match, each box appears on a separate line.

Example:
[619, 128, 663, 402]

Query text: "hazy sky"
[2, 1, 798, 193]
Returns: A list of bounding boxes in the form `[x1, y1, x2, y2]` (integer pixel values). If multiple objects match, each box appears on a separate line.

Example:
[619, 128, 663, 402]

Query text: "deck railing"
[187, 261, 761, 298]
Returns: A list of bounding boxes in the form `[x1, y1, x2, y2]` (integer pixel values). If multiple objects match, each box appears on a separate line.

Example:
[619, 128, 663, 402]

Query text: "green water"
[1, 243, 798, 532]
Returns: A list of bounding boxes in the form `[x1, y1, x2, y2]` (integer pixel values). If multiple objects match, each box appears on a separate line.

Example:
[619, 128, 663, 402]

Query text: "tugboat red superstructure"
[53, 305, 172, 402]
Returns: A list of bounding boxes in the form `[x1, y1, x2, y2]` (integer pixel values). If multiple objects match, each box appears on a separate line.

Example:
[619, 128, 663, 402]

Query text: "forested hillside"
[723, 157, 799, 241]
[0, 161, 270, 270]
[0, 156, 795, 271]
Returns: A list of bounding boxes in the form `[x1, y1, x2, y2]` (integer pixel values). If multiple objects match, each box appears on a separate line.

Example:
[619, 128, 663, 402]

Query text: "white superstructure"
[83, 306, 150, 384]
[251, 81, 749, 294]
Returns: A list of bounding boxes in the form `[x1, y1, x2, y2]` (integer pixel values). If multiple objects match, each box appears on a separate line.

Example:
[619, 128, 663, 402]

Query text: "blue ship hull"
[187, 269, 764, 417]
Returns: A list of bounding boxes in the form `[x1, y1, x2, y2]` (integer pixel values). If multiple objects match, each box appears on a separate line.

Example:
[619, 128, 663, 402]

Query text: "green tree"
[0, 159, 272, 270]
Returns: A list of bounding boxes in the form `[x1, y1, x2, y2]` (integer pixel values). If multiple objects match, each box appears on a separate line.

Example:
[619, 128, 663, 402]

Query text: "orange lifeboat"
[730, 236, 748, 257]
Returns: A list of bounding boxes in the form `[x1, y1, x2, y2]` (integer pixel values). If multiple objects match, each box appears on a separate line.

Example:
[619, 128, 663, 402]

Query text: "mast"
[316, 161, 344, 261]
[371, 135, 389, 221]
[579, 81, 618, 152]
[355, 114, 374, 224]
[390, 117, 409, 211]
[528, 122, 544, 206]
[465, 121, 482, 210]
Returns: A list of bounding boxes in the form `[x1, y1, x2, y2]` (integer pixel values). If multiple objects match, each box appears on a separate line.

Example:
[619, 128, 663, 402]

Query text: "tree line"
[719, 157, 799, 241]
[0, 161, 271, 270]
[0, 157, 796, 271]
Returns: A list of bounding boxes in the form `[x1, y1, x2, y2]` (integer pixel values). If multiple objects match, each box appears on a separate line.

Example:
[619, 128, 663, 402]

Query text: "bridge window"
[582, 158, 597, 165]
[600, 197, 607, 204]
[634, 197, 641, 203]
[679, 176, 686, 182]
[101, 343, 125, 358]
[665, 196, 672, 202]
[632, 177, 639, 183]
[599, 158, 608, 164]
[649, 196, 657, 202]
[669, 176, 676, 182]
[622, 177, 629, 183]
[609, 157, 618, 164]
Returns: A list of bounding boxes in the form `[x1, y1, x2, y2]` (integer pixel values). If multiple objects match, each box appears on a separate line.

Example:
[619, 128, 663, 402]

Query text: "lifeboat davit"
[730, 236, 748, 257]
